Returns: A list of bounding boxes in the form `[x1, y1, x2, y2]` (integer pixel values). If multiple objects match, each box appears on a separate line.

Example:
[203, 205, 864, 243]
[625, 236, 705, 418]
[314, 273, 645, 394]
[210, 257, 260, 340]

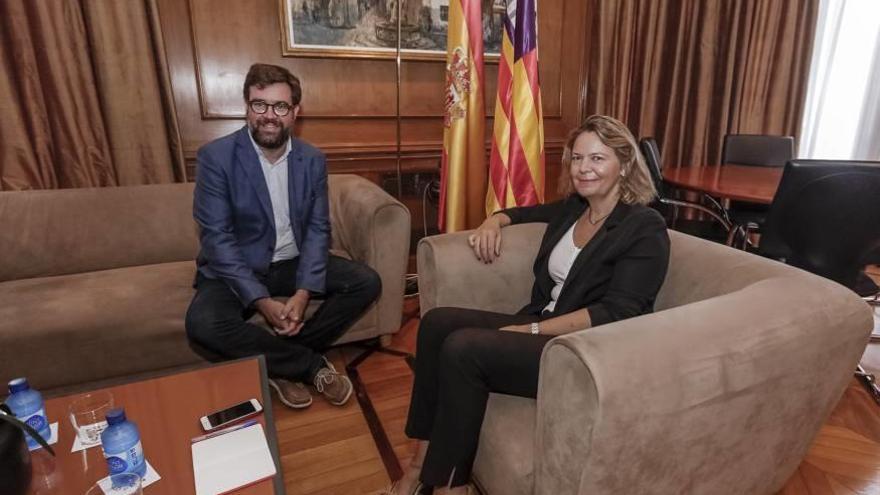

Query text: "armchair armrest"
[534, 275, 872, 495]
[417, 223, 546, 316]
[328, 174, 410, 336]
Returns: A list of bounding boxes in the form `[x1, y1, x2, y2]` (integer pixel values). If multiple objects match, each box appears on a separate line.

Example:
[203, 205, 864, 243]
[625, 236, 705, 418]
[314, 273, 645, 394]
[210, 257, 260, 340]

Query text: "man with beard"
[186, 63, 381, 409]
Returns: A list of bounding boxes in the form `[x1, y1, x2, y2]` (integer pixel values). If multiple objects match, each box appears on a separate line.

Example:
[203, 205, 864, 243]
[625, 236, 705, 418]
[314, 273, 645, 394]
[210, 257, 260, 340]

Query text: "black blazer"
[501, 195, 670, 327]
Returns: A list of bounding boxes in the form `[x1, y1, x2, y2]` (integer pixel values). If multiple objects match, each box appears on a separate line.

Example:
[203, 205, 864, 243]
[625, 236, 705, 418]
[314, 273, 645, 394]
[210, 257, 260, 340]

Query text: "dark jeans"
[405, 307, 553, 487]
[185, 255, 381, 382]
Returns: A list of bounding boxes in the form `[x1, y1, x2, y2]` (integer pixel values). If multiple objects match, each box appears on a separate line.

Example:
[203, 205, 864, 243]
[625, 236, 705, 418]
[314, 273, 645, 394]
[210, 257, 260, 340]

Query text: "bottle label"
[104, 440, 144, 475]
[20, 407, 49, 435]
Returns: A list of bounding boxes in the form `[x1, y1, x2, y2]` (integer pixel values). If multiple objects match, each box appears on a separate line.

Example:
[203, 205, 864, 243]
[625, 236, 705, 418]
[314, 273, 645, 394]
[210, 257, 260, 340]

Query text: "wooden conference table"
[27, 356, 284, 495]
[662, 164, 783, 204]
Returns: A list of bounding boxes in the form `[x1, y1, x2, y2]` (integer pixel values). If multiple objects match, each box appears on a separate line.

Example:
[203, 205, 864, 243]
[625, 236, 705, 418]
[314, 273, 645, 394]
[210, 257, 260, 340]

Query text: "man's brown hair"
[243, 63, 302, 105]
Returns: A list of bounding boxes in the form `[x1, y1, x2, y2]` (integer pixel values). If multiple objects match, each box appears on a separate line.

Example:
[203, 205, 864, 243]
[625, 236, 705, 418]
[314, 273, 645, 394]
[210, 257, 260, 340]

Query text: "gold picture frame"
[279, 0, 502, 61]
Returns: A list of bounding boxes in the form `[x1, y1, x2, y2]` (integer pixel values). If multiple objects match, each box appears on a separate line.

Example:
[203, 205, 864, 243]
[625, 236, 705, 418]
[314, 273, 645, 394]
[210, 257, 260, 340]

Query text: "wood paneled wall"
[156, 0, 588, 191]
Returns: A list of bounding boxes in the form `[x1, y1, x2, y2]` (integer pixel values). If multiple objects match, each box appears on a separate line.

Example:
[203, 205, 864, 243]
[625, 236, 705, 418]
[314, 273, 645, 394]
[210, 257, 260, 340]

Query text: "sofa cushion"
[0, 254, 379, 390]
[473, 393, 536, 495]
[0, 183, 199, 282]
[0, 261, 203, 390]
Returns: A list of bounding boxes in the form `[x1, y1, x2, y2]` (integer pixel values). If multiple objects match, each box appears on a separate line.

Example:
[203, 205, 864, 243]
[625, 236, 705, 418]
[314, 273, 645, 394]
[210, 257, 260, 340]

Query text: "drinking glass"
[68, 391, 114, 446]
[85, 473, 142, 495]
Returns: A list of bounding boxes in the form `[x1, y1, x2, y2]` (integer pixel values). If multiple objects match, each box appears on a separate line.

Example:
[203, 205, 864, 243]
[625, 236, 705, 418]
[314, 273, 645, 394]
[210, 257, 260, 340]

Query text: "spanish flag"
[487, 0, 545, 213]
[439, 0, 486, 232]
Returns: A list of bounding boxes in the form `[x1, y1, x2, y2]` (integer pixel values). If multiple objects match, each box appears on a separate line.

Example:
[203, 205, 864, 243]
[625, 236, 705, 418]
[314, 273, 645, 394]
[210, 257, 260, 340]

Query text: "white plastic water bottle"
[100, 408, 148, 478]
[4, 377, 51, 449]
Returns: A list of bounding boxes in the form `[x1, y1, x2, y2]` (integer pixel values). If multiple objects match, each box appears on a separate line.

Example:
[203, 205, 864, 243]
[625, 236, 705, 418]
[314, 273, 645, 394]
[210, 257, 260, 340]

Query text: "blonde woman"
[386, 115, 670, 495]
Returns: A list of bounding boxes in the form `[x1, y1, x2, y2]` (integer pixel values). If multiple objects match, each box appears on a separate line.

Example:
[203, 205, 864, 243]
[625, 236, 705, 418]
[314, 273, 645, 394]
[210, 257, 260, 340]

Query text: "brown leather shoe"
[312, 358, 353, 406]
[268, 378, 312, 409]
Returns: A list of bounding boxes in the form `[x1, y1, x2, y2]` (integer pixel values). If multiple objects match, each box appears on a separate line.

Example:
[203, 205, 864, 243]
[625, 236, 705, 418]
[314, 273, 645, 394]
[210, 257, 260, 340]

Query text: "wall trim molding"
[183, 137, 565, 161]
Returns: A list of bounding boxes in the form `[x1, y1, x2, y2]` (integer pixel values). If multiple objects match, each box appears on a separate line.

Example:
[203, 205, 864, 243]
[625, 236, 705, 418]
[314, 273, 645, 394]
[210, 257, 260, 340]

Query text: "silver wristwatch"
[530, 322, 540, 335]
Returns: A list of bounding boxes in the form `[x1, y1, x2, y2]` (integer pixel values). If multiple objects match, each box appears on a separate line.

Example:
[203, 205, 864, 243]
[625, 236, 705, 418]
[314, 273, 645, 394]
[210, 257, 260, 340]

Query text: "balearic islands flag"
[486, 0, 545, 214]
[439, 0, 486, 232]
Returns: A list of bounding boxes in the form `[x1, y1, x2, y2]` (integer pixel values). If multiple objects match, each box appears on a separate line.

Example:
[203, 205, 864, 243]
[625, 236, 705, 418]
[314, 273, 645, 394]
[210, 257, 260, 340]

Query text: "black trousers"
[405, 307, 553, 487]
[185, 255, 381, 382]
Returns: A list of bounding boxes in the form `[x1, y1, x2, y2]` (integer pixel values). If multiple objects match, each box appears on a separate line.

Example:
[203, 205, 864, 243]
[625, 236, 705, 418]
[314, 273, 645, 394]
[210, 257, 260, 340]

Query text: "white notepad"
[191, 423, 277, 495]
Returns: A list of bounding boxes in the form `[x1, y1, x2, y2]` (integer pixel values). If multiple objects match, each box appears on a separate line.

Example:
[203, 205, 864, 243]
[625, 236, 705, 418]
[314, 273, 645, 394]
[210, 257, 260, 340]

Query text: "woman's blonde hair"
[558, 115, 656, 205]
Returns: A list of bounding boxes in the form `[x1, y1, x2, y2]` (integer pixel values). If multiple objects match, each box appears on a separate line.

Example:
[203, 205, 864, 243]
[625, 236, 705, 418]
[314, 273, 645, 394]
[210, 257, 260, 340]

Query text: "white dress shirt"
[248, 133, 299, 262]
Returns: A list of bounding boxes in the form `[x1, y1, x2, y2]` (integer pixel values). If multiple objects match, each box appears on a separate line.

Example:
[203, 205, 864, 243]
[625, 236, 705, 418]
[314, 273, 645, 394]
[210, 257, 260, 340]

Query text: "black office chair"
[722, 134, 795, 167]
[720, 134, 796, 248]
[755, 160, 880, 401]
[639, 137, 731, 234]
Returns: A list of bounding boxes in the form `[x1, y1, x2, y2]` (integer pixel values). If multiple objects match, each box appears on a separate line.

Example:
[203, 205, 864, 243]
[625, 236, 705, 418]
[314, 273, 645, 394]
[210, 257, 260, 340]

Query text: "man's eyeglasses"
[249, 100, 293, 117]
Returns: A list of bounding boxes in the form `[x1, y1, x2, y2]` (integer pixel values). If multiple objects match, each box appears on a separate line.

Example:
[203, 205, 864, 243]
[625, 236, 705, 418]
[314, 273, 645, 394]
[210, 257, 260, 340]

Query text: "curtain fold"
[146, 0, 187, 183]
[0, 0, 184, 190]
[854, 33, 880, 161]
[581, 0, 818, 168]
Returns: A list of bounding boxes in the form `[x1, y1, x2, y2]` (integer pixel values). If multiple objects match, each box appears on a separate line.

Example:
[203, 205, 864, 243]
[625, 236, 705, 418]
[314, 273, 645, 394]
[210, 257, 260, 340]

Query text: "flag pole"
[394, 0, 403, 199]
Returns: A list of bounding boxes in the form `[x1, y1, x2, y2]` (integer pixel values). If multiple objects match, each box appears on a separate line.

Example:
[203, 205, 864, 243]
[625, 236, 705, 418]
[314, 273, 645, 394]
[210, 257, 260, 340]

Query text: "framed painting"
[279, 0, 503, 60]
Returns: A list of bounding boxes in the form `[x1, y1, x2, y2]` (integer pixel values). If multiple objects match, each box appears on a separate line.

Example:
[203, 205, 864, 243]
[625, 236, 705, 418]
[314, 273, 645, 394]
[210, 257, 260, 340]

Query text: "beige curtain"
[581, 0, 818, 168]
[0, 0, 185, 190]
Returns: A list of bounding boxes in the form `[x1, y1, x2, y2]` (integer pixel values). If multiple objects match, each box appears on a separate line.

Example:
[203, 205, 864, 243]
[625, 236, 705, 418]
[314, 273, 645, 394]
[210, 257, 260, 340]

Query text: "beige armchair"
[417, 224, 872, 495]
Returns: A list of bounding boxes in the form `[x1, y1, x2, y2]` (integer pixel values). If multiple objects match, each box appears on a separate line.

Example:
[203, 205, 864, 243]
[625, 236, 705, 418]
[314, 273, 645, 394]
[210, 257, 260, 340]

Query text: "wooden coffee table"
[26, 356, 284, 494]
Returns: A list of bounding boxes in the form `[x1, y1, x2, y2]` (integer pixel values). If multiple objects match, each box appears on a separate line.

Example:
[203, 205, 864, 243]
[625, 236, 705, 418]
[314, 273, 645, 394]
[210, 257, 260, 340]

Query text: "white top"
[543, 222, 583, 312]
[249, 133, 299, 262]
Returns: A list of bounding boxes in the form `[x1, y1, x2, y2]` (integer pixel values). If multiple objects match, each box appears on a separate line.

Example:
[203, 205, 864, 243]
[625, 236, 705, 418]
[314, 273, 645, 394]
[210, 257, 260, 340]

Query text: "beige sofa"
[0, 174, 410, 391]
[418, 224, 872, 495]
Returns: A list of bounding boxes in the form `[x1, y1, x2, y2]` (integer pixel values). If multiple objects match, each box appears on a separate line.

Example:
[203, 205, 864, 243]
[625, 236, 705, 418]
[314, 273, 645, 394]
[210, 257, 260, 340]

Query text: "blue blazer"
[193, 126, 330, 307]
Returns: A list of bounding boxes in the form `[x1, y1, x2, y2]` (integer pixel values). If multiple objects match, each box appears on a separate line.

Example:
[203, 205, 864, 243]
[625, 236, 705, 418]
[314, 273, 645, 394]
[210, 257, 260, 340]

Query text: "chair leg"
[726, 225, 742, 247]
[855, 364, 880, 405]
[867, 297, 880, 348]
